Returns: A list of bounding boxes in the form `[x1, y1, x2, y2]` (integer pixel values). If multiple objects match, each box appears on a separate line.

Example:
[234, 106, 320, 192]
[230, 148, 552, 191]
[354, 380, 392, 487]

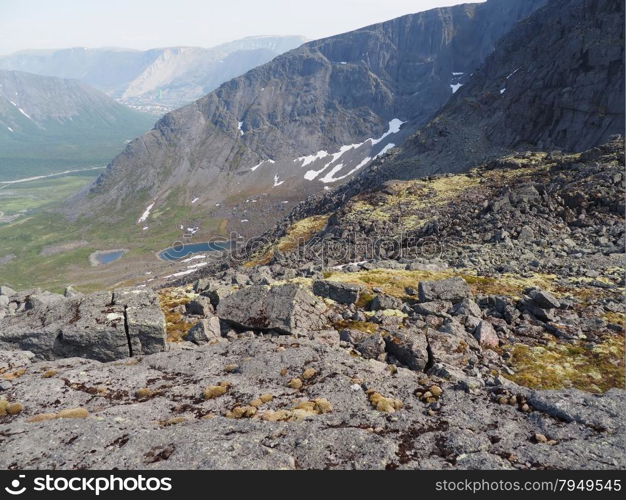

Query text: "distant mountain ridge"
[0, 70, 156, 181]
[0, 36, 307, 113]
[72, 0, 547, 230]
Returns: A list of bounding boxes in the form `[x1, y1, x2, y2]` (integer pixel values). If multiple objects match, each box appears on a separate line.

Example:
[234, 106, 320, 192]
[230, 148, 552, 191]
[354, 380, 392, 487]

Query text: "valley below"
[0, 0, 624, 472]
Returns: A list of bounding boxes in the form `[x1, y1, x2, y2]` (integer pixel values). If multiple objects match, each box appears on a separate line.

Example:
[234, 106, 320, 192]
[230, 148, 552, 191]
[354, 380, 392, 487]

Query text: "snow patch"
[250, 159, 275, 171]
[375, 143, 395, 158]
[301, 118, 405, 183]
[273, 174, 284, 187]
[294, 150, 329, 167]
[238, 121, 244, 135]
[452, 71, 464, 76]
[7, 126, 13, 132]
[450, 83, 463, 94]
[500, 88, 506, 95]
[187, 262, 208, 270]
[191, 197, 199, 204]
[506, 68, 520, 79]
[137, 202, 155, 224]
[17, 107, 31, 120]
[181, 254, 206, 263]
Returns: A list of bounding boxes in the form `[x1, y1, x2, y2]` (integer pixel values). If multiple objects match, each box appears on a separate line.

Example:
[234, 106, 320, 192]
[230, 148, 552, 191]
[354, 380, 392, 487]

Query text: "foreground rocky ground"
[0, 140, 624, 469]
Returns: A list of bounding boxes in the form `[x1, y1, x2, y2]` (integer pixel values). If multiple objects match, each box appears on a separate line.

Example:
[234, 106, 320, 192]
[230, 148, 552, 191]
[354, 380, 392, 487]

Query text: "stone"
[186, 317, 222, 344]
[451, 298, 482, 318]
[0, 285, 16, 297]
[527, 288, 561, 309]
[413, 300, 453, 318]
[418, 277, 471, 304]
[217, 284, 328, 336]
[473, 320, 499, 348]
[355, 333, 386, 360]
[185, 297, 214, 316]
[0, 288, 166, 361]
[312, 280, 361, 305]
[384, 328, 429, 371]
[369, 294, 403, 311]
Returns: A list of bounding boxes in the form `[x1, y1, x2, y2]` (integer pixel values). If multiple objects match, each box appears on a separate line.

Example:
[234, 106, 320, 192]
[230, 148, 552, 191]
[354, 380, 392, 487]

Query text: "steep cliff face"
[242, 0, 624, 251]
[365, 0, 625, 184]
[74, 0, 546, 224]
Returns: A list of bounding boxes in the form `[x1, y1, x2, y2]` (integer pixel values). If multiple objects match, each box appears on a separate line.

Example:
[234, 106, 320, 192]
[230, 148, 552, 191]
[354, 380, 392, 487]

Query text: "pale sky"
[0, 0, 483, 55]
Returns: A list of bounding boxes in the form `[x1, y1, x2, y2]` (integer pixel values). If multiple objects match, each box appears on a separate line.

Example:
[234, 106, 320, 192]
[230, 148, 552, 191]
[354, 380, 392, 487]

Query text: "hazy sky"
[0, 0, 482, 55]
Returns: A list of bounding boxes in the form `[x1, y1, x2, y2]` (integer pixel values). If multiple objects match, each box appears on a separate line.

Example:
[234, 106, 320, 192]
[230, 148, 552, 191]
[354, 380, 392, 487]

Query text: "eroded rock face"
[0, 337, 622, 470]
[217, 284, 329, 336]
[418, 278, 471, 304]
[0, 289, 166, 362]
[312, 280, 361, 305]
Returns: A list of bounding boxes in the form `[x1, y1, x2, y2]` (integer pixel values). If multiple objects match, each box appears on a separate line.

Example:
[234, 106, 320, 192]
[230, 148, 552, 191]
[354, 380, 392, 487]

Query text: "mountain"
[265, 0, 625, 228]
[72, 0, 547, 231]
[360, 0, 625, 185]
[0, 36, 307, 113]
[0, 70, 156, 181]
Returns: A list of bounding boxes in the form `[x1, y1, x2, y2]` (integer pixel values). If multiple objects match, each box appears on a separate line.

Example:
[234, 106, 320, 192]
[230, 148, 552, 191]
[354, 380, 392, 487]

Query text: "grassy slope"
[0, 179, 225, 292]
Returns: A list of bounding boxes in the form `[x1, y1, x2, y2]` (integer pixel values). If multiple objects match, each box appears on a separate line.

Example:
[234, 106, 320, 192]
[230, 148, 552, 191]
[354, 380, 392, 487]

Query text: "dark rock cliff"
[72, 0, 546, 220]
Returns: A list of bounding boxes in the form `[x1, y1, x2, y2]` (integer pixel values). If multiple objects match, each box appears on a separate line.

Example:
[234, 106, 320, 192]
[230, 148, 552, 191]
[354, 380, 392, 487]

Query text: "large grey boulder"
[217, 284, 328, 336]
[0, 285, 16, 297]
[186, 317, 222, 344]
[0, 288, 166, 361]
[426, 328, 479, 368]
[526, 288, 561, 309]
[383, 328, 429, 371]
[312, 280, 361, 305]
[473, 320, 499, 348]
[418, 277, 471, 304]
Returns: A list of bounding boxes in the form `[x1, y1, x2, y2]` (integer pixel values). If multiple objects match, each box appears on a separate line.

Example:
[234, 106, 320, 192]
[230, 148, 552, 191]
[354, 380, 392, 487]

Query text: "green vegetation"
[0, 178, 226, 291]
[0, 170, 99, 214]
[504, 335, 625, 393]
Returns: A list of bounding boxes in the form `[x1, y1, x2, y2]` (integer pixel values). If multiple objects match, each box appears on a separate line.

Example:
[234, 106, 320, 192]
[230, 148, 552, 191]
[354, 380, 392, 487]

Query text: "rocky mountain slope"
[1, 139, 623, 469]
[71, 0, 546, 229]
[290, 0, 625, 218]
[0, 70, 155, 181]
[0, 37, 307, 114]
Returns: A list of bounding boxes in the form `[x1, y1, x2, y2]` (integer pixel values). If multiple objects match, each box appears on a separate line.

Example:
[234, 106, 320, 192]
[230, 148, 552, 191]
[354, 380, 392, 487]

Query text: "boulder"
[340, 329, 385, 360]
[312, 280, 361, 305]
[384, 328, 429, 371]
[413, 300, 453, 318]
[217, 284, 328, 336]
[418, 277, 471, 304]
[0, 288, 166, 361]
[185, 297, 214, 316]
[426, 328, 478, 368]
[0, 285, 16, 297]
[451, 298, 482, 318]
[186, 316, 222, 344]
[527, 288, 561, 309]
[369, 294, 403, 311]
[473, 320, 499, 348]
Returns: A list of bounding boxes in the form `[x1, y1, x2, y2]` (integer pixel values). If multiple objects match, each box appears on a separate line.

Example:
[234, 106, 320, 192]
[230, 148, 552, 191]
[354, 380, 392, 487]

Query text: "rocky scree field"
[0, 140, 624, 469]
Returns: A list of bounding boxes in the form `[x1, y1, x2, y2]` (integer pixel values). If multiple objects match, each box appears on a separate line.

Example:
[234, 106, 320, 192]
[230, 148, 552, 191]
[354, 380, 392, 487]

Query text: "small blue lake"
[91, 249, 128, 266]
[159, 241, 230, 261]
